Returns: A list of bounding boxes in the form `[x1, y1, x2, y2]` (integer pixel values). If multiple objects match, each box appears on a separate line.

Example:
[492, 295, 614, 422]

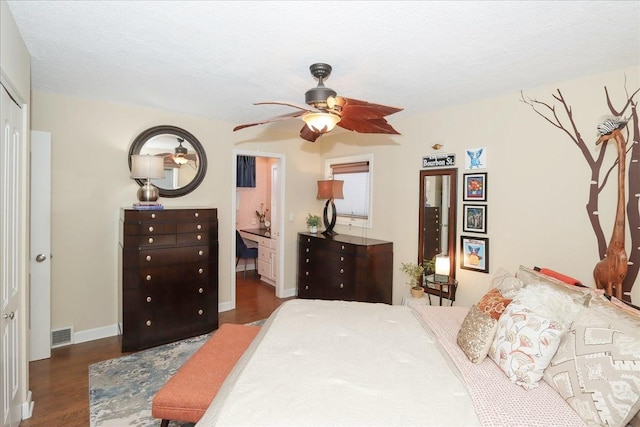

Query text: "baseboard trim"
[219, 301, 235, 312]
[21, 390, 33, 419]
[74, 324, 120, 344]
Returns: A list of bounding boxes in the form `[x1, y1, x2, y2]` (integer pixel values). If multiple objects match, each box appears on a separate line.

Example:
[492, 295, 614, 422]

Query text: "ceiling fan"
[233, 63, 403, 142]
[156, 138, 198, 168]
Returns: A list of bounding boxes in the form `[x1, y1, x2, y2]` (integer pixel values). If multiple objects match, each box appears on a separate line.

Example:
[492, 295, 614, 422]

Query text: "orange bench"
[152, 323, 261, 426]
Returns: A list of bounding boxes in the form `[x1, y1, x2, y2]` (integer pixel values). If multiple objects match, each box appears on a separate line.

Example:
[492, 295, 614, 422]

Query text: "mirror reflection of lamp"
[434, 254, 450, 283]
[316, 179, 344, 236]
[130, 154, 165, 203]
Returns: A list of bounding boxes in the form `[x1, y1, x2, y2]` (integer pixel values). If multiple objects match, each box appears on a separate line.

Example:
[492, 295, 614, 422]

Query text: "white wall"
[30, 65, 639, 339]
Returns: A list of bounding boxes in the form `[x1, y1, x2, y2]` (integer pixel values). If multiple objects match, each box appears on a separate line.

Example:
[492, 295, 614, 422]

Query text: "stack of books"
[132, 202, 164, 210]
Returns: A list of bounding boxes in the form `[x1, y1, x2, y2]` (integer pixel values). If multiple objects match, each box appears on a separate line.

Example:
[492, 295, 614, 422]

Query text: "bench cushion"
[152, 323, 261, 423]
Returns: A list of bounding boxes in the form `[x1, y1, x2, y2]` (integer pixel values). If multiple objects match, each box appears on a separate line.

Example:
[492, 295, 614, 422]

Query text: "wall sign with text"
[422, 154, 455, 168]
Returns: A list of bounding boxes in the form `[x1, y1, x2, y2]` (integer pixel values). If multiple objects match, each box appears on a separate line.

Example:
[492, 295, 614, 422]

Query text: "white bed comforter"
[197, 299, 480, 426]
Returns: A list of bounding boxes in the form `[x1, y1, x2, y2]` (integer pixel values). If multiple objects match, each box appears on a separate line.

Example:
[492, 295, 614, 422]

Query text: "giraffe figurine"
[593, 125, 628, 300]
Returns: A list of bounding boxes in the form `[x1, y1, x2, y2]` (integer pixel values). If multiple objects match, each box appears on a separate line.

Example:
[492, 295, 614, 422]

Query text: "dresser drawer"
[123, 233, 177, 247]
[177, 221, 216, 234]
[137, 245, 210, 266]
[122, 208, 217, 222]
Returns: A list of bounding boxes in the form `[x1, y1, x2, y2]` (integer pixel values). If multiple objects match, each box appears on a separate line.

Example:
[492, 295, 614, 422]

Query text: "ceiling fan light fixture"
[173, 139, 189, 165]
[303, 112, 341, 133]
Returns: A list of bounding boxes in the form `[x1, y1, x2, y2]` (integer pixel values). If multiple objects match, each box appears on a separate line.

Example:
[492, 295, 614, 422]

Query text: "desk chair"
[236, 230, 258, 278]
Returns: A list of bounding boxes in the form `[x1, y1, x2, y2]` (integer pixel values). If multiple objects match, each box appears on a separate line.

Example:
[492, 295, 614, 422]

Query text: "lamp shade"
[130, 154, 165, 179]
[434, 254, 450, 282]
[303, 112, 341, 133]
[317, 180, 344, 200]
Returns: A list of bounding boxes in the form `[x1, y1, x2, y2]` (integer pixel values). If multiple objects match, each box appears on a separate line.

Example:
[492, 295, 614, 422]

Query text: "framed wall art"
[460, 236, 489, 273]
[463, 204, 487, 233]
[463, 172, 487, 202]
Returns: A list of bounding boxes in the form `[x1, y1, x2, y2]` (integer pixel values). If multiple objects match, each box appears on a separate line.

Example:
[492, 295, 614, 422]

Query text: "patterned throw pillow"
[543, 306, 640, 427]
[457, 305, 498, 364]
[490, 268, 524, 298]
[477, 288, 512, 320]
[489, 302, 565, 390]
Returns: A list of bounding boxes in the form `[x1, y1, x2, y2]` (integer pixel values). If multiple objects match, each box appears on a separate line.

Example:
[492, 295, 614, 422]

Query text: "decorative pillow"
[477, 288, 512, 320]
[489, 302, 565, 390]
[610, 296, 640, 317]
[490, 268, 524, 298]
[456, 305, 498, 364]
[543, 306, 640, 427]
[517, 265, 592, 306]
[537, 267, 582, 286]
[512, 282, 581, 328]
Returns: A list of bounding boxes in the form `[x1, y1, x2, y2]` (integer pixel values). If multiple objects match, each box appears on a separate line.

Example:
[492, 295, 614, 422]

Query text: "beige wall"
[320, 66, 639, 307]
[31, 65, 639, 339]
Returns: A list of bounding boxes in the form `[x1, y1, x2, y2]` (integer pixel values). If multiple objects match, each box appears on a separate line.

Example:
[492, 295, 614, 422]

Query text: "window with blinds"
[325, 154, 373, 228]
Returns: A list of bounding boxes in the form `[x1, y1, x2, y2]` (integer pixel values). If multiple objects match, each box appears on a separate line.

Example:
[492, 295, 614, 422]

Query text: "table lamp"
[317, 179, 344, 236]
[130, 154, 164, 202]
[434, 254, 450, 283]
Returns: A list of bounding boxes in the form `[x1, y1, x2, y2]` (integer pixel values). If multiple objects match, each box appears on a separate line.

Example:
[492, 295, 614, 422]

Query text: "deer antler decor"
[593, 118, 629, 299]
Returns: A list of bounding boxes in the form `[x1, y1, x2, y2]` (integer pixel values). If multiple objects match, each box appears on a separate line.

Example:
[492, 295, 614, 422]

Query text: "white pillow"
[489, 302, 566, 390]
[512, 282, 581, 327]
[490, 268, 524, 298]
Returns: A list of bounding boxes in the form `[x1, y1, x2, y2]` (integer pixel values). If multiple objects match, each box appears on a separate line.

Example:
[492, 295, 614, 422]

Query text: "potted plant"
[400, 261, 425, 298]
[306, 213, 321, 234]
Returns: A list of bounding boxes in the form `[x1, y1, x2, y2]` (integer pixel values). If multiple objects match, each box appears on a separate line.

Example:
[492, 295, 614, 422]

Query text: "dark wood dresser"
[119, 207, 219, 352]
[297, 232, 393, 304]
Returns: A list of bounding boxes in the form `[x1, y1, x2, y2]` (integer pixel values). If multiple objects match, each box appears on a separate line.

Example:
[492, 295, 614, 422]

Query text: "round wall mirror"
[128, 125, 207, 198]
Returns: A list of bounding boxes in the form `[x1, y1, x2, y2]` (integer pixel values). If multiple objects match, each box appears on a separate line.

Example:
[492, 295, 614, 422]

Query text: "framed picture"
[463, 172, 487, 202]
[460, 236, 489, 273]
[463, 204, 487, 233]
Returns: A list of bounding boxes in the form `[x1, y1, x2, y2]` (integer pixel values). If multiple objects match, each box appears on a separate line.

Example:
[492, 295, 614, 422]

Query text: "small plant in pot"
[306, 213, 321, 234]
[400, 261, 425, 298]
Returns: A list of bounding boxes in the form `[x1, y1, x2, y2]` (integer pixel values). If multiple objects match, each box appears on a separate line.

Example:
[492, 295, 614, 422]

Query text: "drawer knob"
[340, 268, 344, 273]
[198, 268, 204, 274]
[341, 245, 345, 250]
[197, 234, 202, 240]
[146, 296, 152, 303]
[146, 275, 152, 281]
[305, 271, 309, 276]
[148, 237, 154, 244]
[305, 248, 309, 253]
[199, 288, 204, 293]
[340, 256, 344, 261]
[146, 320, 152, 326]
[305, 259, 309, 263]
[305, 285, 309, 290]
[197, 224, 202, 230]
[340, 283, 344, 289]
[198, 250, 204, 256]
[198, 309, 203, 315]
[146, 255, 152, 261]
[151, 213, 156, 219]
[148, 226, 154, 232]
[306, 238, 310, 242]
[194, 212, 199, 218]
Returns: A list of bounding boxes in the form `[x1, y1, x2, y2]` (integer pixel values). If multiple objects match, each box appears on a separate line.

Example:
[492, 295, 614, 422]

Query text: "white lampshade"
[302, 112, 341, 133]
[434, 255, 450, 282]
[130, 154, 165, 179]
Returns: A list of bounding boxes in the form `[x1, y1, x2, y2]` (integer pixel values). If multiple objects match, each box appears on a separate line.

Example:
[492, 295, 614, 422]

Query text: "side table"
[401, 295, 430, 306]
[424, 275, 458, 306]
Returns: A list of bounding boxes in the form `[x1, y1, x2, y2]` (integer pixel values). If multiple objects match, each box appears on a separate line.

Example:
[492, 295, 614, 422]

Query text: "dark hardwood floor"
[20, 272, 293, 427]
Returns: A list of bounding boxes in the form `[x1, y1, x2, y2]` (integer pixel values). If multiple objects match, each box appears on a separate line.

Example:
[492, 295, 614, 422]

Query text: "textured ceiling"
[6, 1, 640, 127]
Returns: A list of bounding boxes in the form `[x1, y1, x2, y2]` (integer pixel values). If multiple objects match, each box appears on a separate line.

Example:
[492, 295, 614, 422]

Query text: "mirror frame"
[128, 125, 208, 198]
[418, 168, 457, 279]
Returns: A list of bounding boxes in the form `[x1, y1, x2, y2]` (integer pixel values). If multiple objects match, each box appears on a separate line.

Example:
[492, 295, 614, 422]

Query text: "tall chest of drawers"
[119, 207, 219, 352]
[297, 232, 393, 304]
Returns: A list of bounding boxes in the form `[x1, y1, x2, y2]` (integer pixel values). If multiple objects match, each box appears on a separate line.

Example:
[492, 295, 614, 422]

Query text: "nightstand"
[424, 275, 458, 306]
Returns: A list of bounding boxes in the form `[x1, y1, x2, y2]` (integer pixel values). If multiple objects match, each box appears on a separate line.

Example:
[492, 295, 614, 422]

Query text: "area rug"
[89, 320, 265, 427]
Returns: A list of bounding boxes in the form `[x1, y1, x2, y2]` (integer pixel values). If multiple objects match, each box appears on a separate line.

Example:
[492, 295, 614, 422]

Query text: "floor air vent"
[51, 327, 73, 348]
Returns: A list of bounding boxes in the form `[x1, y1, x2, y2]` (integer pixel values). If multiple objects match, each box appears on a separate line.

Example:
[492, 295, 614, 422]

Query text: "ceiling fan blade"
[233, 110, 307, 132]
[337, 116, 401, 135]
[254, 101, 317, 112]
[300, 124, 322, 142]
[333, 96, 403, 120]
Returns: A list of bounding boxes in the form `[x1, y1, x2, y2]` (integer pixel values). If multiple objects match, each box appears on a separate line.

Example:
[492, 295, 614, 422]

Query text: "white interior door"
[29, 131, 51, 362]
[1, 83, 24, 427]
